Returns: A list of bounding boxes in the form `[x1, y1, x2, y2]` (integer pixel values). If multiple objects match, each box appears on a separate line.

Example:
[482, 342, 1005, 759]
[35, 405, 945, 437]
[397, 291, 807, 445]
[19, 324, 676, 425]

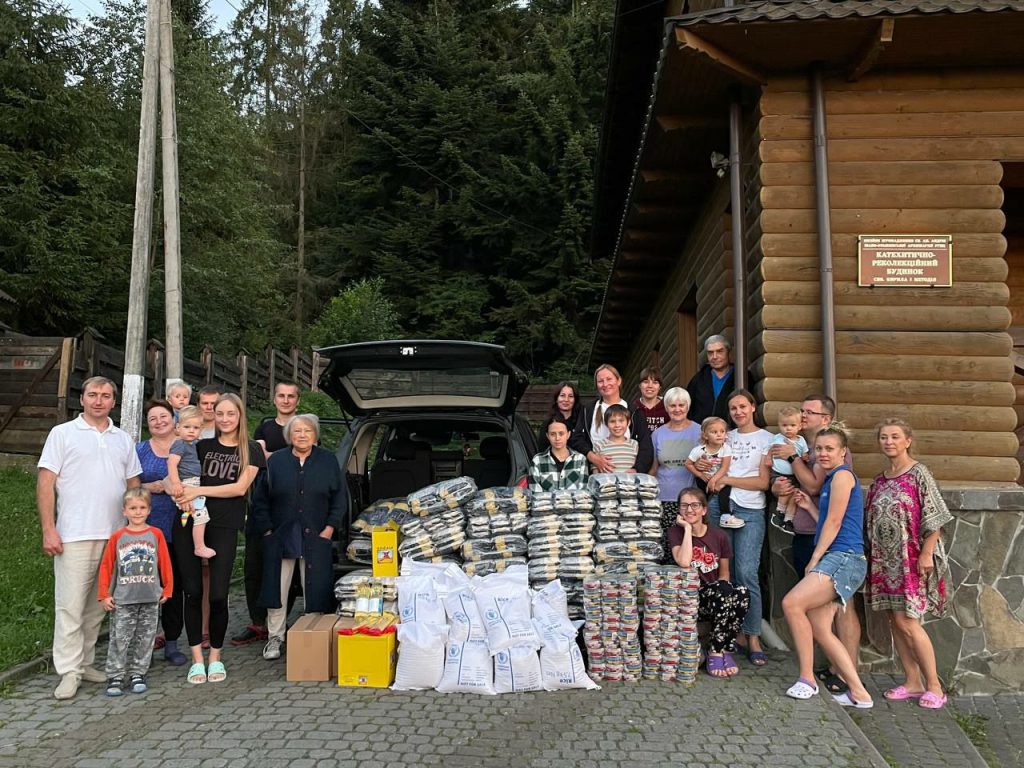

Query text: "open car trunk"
[317, 340, 529, 417]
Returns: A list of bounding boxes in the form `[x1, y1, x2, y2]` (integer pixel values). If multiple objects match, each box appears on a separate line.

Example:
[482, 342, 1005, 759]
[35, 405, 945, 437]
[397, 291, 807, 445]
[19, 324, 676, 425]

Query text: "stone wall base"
[765, 486, 1024, 694]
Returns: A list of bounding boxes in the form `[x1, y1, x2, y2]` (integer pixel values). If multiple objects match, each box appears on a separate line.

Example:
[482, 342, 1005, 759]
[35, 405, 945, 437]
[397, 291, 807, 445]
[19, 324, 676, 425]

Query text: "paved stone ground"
[0, 605, 880, 768]
[859, 672, 1024, 768]
[954, 694, 1024, 768]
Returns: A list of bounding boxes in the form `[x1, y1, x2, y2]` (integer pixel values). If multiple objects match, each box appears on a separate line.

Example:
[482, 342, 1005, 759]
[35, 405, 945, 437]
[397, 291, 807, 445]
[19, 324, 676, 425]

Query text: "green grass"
[953, 712, 1001, 768]
[0, 467, 54, 671]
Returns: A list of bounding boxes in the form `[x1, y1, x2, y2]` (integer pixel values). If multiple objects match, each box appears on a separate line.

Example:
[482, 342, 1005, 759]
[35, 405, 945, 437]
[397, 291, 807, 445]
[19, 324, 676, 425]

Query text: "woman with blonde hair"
[569, 363, 653, 473]
[782, 423, 872, 707]
[864, 418, 952, 709]
[175, 393, 265, 684]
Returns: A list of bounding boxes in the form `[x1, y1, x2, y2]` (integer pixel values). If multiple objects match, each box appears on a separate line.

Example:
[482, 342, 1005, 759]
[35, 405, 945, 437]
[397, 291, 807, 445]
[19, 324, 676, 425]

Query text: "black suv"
[317, 340, 537, 566]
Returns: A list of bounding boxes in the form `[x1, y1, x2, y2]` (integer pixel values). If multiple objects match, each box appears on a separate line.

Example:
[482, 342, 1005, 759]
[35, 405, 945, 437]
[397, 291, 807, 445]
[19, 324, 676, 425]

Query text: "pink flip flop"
[919, 691, 947, 709]
[884, 685, 925, 701]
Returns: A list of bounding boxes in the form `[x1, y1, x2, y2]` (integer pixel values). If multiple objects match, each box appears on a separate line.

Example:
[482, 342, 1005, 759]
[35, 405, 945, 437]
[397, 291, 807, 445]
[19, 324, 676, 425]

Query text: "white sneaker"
[81, 665, 106, 683]
[719, 514, 746, 529]
[262, 637, 283, 660]
[54, 673, 81, 700]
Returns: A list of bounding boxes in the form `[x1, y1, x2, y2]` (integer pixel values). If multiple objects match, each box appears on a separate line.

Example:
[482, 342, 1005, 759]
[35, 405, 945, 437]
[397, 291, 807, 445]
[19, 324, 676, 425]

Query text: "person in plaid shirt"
[529, 417, 588, 491]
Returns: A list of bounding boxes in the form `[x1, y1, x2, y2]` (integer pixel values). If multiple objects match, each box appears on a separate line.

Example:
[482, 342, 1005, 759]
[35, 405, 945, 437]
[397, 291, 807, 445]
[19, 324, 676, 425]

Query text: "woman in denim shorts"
[781, 424, 873, 708]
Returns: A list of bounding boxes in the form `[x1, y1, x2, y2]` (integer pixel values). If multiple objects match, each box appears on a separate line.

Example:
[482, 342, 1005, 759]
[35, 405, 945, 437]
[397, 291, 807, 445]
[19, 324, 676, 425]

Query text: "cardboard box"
[286, 613, 344, 682]
[336, 618, 397, 688]
[371, 528, 399, 577]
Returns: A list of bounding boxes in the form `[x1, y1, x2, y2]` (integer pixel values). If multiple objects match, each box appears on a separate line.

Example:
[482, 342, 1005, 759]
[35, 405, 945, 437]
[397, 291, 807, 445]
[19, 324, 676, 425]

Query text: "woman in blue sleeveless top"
[781, 424, 873, 708]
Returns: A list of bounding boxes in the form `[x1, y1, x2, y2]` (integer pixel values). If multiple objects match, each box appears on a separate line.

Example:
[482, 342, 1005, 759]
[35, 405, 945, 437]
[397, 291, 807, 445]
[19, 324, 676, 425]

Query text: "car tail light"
[514, 475, 529, 489]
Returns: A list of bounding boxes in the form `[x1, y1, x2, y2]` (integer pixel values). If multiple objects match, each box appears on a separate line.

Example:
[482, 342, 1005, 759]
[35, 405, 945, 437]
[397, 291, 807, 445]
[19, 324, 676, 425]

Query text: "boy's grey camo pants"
[105, 602, 159, 678]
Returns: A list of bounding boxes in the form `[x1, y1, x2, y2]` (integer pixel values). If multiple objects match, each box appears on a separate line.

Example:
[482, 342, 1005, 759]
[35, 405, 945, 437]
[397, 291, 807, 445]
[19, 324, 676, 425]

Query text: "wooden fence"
[0, 329, 324, 455]
[0, 329, 592, 455]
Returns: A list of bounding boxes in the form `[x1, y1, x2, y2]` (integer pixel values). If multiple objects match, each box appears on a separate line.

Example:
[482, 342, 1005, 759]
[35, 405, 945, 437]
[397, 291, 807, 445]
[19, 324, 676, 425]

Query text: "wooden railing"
[0, 329, 324, 454]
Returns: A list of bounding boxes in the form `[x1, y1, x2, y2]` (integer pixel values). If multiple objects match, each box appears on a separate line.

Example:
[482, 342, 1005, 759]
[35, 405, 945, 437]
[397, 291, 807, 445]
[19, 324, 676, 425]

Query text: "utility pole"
[159, 0, 183, 384]
[122, 0, 162, 441]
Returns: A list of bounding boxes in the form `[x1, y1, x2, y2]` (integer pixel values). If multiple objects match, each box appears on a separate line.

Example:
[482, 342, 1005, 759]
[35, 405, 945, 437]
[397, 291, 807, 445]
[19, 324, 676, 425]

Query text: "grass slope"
[0, 468, 53, 670]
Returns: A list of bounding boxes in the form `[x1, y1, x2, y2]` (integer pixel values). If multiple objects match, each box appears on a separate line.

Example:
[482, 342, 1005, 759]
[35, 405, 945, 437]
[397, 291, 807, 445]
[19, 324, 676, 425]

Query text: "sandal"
[918, 691, 947, 709]
[833, 691, 874, 709]
[748, 649, 768, 666]
[706, 654, 728, 678]
[722, 652, 739, 676]
[786, 678, 819, 699]
[187, 662, 207, 685]
[821, 672, 848, 694]
[885, 684, 925, 701]
[207, 661, 227, 683]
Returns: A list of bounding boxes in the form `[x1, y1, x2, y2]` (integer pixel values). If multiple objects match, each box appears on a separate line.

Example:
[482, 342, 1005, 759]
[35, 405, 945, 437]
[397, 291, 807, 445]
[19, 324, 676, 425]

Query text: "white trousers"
[53, 540, 108, 676]
[266, 558, 307, 641]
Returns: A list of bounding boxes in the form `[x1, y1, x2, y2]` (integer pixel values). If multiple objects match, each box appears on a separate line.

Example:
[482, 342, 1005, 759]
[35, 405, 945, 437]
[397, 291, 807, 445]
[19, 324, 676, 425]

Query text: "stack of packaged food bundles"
[333, 569, 398, 617]
[641, 566, 701, 683]
[581, 575, 642, 682]
[526, 488, 596, 616]
[347, 498, 414, 565]
[589, 473, 663, 576]
[397, 477, 477, 563]
[460, 487, 530, 577]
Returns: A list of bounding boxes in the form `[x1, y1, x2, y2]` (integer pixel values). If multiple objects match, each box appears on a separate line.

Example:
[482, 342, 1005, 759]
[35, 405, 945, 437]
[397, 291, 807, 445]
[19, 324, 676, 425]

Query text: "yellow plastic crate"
[337, 627, 397, 688]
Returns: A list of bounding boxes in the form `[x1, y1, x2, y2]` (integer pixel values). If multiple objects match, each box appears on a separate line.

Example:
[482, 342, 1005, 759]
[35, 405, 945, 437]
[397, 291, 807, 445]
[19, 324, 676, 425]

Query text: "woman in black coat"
[250, 413, 346, 661]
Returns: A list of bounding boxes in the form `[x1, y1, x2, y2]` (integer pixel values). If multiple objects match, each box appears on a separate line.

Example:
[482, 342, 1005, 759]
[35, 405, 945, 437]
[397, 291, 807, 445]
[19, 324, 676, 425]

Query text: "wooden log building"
[591, 0, 1024, 692]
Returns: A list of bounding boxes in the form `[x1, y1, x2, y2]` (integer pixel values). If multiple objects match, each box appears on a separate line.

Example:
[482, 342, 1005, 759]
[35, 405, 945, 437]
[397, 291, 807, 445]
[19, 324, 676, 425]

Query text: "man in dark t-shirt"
[254, 382, 300, 456]
[232, 382, 301, 646]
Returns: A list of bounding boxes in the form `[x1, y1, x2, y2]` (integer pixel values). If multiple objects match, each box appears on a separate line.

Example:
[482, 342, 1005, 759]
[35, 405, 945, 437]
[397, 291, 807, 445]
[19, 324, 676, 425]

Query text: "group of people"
[41, 336, 951, 710]
[527, 336, 952, 709]
[38, 376, 346, 700]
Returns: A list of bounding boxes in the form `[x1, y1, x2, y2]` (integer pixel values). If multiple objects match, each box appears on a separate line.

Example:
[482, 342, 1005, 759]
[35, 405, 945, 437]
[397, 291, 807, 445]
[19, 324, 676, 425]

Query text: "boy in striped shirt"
[592, 404, 639, 473]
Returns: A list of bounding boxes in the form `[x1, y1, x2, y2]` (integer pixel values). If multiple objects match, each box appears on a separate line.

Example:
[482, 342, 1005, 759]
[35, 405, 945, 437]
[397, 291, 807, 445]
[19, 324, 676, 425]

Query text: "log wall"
[617, 103, 763, 397]
[616, 179, 733, 394]
[757, 69, 1024, 483]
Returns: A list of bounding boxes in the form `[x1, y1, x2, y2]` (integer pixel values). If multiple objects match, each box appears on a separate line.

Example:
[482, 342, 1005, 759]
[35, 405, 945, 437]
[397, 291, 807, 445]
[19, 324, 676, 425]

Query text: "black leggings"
[174, 522, 238, 649]
[160, 540, 185, 642]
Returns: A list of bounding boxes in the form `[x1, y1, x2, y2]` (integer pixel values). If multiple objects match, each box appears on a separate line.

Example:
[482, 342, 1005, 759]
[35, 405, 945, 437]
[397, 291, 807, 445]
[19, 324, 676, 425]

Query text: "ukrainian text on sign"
[857, 235, 952, 287]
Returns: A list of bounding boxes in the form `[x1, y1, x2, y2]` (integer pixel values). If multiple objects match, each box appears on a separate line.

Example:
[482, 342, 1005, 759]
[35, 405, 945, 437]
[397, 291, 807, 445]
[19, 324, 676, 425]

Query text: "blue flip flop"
[187, 662, 206, 684]
[207, 661, 226, 683]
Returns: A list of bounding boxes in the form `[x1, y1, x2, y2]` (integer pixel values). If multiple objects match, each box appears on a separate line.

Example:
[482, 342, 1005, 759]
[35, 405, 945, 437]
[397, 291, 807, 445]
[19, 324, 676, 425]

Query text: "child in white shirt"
[685, 417, 733, 521]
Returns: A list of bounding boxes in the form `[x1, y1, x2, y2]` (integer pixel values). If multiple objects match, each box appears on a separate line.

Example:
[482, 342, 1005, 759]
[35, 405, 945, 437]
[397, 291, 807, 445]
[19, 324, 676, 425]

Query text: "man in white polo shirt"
[38, 376, 142, 700]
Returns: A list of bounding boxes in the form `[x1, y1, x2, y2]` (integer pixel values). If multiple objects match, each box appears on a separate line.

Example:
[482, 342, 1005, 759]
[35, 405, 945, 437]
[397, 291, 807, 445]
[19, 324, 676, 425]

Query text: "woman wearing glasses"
[668, 487, 750, 678]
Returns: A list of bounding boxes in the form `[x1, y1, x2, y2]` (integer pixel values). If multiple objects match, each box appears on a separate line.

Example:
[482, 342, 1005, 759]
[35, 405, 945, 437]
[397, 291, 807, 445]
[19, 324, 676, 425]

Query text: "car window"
[347, 367, 503, 400]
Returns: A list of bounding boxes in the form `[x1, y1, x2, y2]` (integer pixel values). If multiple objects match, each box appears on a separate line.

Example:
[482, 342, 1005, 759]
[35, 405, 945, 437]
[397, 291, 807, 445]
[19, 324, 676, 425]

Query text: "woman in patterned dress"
[864, 418, 952, 709]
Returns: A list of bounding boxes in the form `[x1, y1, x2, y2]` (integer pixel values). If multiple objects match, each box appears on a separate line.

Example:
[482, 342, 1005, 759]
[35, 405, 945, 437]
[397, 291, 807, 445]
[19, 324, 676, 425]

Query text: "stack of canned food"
[641, 566, 701, 683]
[581, 575, 642, 682]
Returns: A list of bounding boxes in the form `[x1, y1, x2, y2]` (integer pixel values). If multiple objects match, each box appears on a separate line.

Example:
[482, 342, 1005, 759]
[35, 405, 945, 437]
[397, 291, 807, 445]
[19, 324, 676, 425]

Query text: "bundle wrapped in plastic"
[345, 536, 372, 564]
[461, 534, 528, 561]
[555, 557, 596, 579]
[529, 488, 596, 516]
[526, 517, 561, 538]
[401, 507, 464, 538]
[333, 569, 398, 601]
[464, 487, 530, 516]
[527, 534, 594, 559]
[407, 476, 478, 516]
[594, 560, 650, 576]
[464, 509, 528, 539]
[334, 569, 398, 616]
[462, 557, 527, 578]
[587, 472, 659, 501]
[593, 540, 663, 564]
[587, 473, 619, 500]
[399, 527, 467, 560]
[350, 502, 393, 534]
